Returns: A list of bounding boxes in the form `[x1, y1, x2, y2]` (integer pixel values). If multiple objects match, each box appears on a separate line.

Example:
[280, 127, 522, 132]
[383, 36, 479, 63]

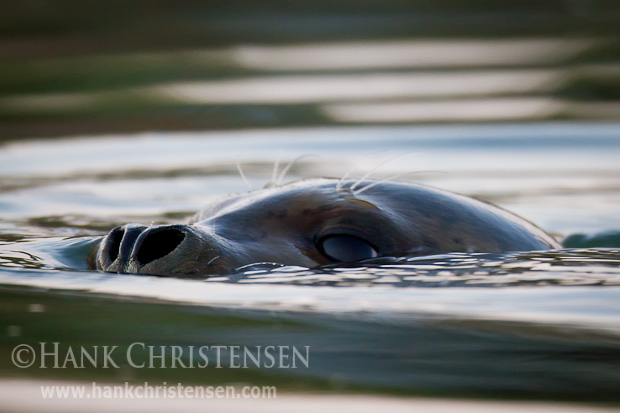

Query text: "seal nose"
[97, 224, 198, 275]
[97, 224, 147, 272]
[134, 227, 186, 265]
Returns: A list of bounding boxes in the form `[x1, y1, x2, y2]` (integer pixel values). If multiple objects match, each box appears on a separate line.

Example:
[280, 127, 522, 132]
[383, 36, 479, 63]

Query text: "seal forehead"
[346, 197, 380, 209]
[194, 179, 368, 222]
[270, 181, 384, 215]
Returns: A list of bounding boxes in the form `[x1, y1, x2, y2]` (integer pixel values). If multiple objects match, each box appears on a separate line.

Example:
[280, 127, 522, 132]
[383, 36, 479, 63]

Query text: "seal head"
[95, 179, 560, 277]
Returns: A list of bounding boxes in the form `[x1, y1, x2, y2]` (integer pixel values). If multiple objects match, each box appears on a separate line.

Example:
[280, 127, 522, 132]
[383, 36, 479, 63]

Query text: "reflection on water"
[155, 70, 560, 102]
[2, 37, 619, 125]
[1, 2, 619, 139]
[227, 249, 620, 288]
[324, 97, 561, 122]
[231, 39, 591, 70]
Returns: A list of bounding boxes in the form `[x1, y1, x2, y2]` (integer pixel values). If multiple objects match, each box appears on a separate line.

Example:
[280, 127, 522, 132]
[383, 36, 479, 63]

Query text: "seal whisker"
[350, 152, 419, 191]
[277, 154, 321, 185]
[354, 170, 447, 195]
[270, 155, 281, 187]
[235, 160, 253, 191]
[337, 164, 359, 192]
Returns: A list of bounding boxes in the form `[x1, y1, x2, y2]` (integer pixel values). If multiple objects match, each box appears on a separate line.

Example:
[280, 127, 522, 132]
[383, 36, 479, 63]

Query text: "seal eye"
[319, 235, 378, 262]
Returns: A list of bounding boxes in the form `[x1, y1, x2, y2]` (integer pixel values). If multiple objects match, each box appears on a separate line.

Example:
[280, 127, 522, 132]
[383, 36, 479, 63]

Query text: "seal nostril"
[136, 228, 186, 265]
[107, 227, 124, 262]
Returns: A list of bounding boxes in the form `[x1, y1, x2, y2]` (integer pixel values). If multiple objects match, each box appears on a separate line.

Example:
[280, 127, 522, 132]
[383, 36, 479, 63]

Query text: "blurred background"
[1, 0, 619, 141]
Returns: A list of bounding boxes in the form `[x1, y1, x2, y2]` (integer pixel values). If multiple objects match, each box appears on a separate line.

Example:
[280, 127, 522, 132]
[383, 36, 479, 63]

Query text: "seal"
[94, 178, 561, 277]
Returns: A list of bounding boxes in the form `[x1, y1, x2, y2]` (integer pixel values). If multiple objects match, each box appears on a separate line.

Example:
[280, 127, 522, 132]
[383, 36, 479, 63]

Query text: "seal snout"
[135, 227, 186, 266]
[97, 224, 205, 276]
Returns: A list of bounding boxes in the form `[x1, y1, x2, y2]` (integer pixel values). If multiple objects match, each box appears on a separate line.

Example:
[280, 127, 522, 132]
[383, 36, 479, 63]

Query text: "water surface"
[1, 123, 620, 402]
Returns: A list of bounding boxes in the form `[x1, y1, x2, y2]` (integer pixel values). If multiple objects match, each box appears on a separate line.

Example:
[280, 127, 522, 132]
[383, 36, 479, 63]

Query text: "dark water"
[1, 1, 620, 140]
[1, 0, 620, 409]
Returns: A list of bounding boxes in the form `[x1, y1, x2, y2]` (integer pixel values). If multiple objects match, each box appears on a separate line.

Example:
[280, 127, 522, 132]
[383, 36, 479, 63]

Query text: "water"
[2, 1, 620, 409]
[1, 124, 620, 403]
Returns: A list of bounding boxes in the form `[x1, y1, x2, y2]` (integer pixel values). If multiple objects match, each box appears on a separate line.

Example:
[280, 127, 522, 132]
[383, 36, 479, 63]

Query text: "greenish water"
[1, 1, 619, 140]
[1, 1, 620, 409]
